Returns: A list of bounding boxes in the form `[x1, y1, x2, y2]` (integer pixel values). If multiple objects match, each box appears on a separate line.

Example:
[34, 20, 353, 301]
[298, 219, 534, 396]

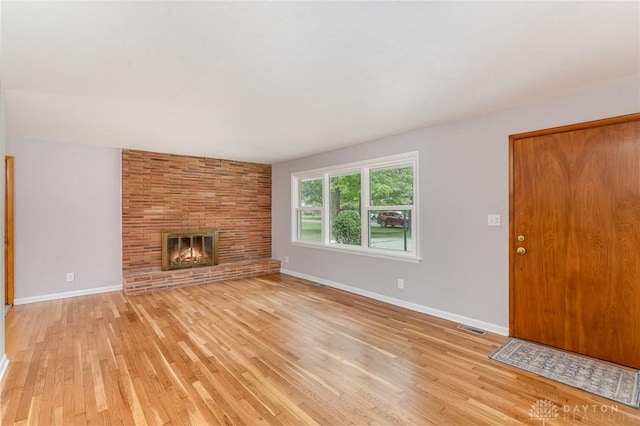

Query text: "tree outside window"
[296, 178, 322, 242]
[330, 172, 361, 246]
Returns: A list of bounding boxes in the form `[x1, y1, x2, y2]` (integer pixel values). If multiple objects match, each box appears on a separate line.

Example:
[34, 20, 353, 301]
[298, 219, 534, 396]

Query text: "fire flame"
[171, 247, 207, 265]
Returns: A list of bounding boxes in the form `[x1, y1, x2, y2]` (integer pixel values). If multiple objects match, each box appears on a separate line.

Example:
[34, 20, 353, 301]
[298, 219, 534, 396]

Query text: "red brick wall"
[122, 149, 272, 274]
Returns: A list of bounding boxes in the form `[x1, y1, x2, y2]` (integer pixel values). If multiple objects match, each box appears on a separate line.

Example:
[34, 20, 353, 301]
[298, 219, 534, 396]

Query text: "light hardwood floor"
[1, 274, 639, 425]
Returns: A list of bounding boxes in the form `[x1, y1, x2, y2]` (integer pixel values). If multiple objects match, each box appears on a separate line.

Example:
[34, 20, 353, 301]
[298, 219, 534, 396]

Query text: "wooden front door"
[510, 114, 640, 368]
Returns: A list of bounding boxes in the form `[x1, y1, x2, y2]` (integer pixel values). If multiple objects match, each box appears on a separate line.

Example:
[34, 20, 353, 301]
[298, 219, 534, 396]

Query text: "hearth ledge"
[123, 258, 281, 295]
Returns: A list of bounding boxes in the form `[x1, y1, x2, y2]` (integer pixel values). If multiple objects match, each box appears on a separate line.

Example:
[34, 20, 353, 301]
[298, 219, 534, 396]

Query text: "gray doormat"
[489, 338, 640, 408]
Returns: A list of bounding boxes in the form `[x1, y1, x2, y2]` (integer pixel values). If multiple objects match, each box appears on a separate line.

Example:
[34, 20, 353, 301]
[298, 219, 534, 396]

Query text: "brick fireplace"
[121, 150, 280, 295]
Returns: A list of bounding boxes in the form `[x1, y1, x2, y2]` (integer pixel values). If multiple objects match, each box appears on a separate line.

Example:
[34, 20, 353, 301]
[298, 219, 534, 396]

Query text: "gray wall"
[6, 139, 122, 301]
[272, 77, 640, 333]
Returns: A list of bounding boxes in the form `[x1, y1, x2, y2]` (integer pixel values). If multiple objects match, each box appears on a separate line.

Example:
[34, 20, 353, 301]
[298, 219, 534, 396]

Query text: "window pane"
[299, 178, 323, 207]
[329, 172, 361, 246]
[297, 210, 322, 241]
[369, 209, 412, 252]
[370, 165, 413, 206]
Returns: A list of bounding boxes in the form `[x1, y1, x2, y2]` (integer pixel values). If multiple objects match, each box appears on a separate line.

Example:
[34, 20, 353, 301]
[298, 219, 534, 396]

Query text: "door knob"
[516, 247, 526, 255]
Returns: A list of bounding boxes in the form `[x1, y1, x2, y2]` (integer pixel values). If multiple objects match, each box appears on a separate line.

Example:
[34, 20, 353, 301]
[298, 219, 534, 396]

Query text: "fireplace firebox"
[161, 228, 219, 271]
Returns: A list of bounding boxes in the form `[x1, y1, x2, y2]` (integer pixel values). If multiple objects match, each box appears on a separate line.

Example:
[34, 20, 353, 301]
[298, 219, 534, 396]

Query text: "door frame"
[5, 155, 13, 306]
[508, 112, 640, 335]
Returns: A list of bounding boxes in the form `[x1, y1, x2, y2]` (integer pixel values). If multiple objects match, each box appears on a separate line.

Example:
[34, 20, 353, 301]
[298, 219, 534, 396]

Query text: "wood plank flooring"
[1, 273, 639, 425]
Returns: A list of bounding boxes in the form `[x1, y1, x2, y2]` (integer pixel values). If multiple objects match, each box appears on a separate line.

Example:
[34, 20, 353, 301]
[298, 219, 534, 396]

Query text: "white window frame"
[291, 151, 420, 263]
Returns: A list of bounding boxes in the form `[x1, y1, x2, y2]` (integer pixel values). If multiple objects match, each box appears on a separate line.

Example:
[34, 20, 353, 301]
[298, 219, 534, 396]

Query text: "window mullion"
[361, 167, 370, 248]
[322, 173, 330, 244]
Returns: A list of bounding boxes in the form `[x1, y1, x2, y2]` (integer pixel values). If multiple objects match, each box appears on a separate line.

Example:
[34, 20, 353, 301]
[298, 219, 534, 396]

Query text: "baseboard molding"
[0, 354, 9, 383]
[280, 268, 509, 336]
[14, 285, 123, 306]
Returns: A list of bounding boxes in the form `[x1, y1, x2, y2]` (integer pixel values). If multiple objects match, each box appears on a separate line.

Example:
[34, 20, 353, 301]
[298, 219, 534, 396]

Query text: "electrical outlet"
[397, 278, 404, 289]
[66, 272, 75, 282]
[285, 256, 290, 263]
[487, 214, 501, 227]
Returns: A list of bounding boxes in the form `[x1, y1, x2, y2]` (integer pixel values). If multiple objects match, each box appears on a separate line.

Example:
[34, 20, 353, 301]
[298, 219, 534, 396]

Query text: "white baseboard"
[14, 285, 123, 306]
[280, 268, 509, 336]
[0, 353, 9, 383]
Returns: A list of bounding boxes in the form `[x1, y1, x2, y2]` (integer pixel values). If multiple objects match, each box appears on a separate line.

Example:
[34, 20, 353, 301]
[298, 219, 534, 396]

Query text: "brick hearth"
[123, 259, 281, 295]
[122, 149, 280, 294]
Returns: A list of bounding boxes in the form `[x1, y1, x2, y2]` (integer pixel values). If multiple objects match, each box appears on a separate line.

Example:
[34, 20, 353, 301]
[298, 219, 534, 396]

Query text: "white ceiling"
[2, 1, 639, 164]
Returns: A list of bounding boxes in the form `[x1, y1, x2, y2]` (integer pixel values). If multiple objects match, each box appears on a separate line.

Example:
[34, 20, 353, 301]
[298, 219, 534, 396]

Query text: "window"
[296, 178, 322, 242]
[291, 152, 419, 261]
[368, 165, 413, 252]
[330, 171, 361, 246]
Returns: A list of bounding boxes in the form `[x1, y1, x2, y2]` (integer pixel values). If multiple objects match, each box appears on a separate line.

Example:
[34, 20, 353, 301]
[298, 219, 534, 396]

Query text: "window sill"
[290, 240, 422, 264]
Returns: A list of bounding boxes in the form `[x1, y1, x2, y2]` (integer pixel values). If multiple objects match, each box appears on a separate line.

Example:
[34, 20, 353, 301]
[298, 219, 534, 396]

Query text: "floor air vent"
[457, 324, 487, 335]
